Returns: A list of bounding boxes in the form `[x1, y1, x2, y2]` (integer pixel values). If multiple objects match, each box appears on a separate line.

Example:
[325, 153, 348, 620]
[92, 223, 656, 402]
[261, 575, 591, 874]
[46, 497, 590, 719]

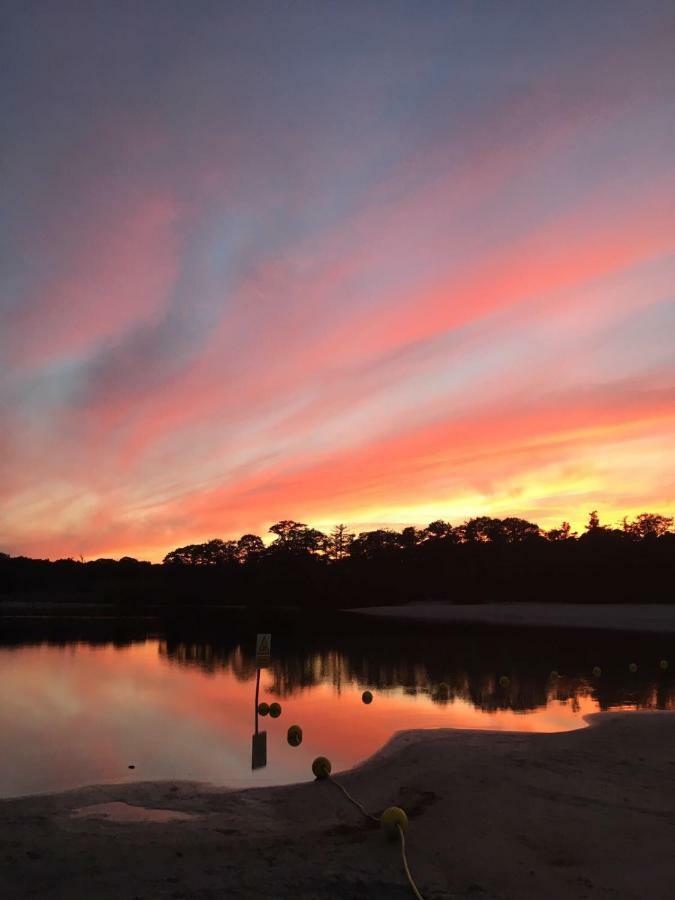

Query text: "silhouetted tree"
[546, 521, 576, 541]
[423, 520, 455, 541]
[237, 534, 265, 562]
[268, 520, 325, 554]
[623, 513, 674, 540]
[586, 510, 603, 533]
[500, 517, 541, 542]
[325, 524, 354, 560]
[163, 539, 238, 565]
[350, 529, 402, 559]
[459, 516, 539, 543]
[400, 526, 422, 549]
[459, 517, 501, 543]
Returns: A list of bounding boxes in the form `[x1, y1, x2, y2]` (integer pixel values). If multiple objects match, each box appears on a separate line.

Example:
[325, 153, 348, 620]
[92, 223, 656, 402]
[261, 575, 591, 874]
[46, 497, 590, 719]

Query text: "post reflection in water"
[0, 620, 672, 799]
[251, 666, 267, 770]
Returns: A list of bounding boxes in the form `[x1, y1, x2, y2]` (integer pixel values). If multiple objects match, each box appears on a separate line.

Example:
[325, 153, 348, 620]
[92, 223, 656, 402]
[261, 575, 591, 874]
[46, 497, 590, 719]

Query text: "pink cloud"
[25, 369, 668, 561]
[4, 19, 675, 563]
[8, 194, 179, 366]
[65, 159, 675, 491]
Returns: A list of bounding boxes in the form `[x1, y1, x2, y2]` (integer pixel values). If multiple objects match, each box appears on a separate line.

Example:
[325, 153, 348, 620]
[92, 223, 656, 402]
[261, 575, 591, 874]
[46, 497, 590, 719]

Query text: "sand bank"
[348, 602, 675, 633]
[1, 712, 673, 899]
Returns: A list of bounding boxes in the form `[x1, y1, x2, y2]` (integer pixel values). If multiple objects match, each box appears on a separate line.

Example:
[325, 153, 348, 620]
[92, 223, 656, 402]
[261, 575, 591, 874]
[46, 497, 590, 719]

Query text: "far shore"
[348, 602, 675, 633]
[4, 599, 675, 635]
[1, 712, 673, 899]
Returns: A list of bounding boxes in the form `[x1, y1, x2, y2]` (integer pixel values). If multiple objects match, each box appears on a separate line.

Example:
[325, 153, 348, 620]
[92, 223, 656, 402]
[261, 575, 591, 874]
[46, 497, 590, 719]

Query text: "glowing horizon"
[2, 2, 675, 562]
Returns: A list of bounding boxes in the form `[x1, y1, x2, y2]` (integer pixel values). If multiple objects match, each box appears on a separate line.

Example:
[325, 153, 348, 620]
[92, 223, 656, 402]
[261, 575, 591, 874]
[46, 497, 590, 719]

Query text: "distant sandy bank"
[1, 712, 673, 899]
[348, 602, 675, 633]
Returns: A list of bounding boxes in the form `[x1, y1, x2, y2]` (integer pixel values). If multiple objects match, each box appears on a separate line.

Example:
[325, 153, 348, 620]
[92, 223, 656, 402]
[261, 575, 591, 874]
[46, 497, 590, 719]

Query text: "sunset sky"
[2, 1, 675, 562]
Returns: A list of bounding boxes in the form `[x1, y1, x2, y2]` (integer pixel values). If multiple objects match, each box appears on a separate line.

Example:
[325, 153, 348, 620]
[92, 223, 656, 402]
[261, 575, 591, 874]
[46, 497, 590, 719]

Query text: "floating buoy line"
[259, 659, 671, 898]
[311, 748, 426, 899]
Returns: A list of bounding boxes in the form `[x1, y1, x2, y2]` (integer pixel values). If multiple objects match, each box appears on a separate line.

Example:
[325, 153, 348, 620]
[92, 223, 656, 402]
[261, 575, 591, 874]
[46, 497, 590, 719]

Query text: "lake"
[1, 617, 672, 798]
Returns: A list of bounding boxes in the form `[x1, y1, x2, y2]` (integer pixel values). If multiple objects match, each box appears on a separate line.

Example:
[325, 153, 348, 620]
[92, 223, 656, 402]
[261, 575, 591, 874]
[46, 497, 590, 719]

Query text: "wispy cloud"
[2, 2, 674, 560]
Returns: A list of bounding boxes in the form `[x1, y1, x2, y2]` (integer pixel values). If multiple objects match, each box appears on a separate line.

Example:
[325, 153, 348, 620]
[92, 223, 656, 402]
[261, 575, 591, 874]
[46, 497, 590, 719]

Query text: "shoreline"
[2, 711, 673, 899]
[348, 602, 675, 633]
[4, 601, 675, 634]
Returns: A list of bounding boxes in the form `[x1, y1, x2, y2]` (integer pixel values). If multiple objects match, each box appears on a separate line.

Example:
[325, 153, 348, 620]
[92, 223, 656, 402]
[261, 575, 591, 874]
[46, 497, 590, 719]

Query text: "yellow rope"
[328, 778, 425, 899]
[398, 823, 425, 900]
[330, 777, 379, 823]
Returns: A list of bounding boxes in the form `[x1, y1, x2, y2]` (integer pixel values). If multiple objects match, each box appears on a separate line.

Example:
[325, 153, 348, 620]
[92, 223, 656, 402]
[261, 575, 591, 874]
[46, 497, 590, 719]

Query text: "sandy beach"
[1, 711, 673, 899]
[349, 603, 675, 633]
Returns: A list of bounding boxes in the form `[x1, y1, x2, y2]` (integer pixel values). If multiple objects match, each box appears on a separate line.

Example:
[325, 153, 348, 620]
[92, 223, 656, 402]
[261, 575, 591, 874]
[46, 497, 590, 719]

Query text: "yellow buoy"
[380, 806, 408, 840]
[592, 666, 602, 678]
[499, 675, 510, 688]
[287, 725, 303, 747]
[362, 690, 373, 704]
[312, 756, 332, 780]
[628, 663, 638, 673]
[257, 702, 269, 716]
[659, 659, 669, 671]
[269, 702, 282, 718]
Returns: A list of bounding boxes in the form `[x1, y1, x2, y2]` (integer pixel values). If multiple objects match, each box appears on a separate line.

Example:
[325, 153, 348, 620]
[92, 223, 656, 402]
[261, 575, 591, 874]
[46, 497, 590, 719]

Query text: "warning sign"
[256, 633, 271, 668]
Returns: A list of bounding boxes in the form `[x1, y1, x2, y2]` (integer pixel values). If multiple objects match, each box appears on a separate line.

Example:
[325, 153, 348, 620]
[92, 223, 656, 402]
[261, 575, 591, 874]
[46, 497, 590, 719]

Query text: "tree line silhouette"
[1, 511, 674, 609]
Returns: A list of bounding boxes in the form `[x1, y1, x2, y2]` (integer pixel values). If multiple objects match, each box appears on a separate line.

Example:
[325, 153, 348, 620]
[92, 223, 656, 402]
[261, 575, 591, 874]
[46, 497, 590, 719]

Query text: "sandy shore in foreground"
[349, 602, 675, 633]
[1, 712, 673, 899]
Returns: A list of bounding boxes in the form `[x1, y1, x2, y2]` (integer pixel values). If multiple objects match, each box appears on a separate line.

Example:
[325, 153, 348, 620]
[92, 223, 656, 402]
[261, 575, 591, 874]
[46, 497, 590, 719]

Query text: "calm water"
[1, 619, 672, 798]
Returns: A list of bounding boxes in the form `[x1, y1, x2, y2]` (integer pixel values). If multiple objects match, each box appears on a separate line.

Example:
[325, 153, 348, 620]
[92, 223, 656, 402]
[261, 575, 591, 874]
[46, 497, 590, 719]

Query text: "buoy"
[628, 663, 638, 673]
[549, 670, 559, 680]
[362, 690, 373, 704]
[312, 756, 332, 780]
[257, 702, 270, 716]
[592, 666, 602, 678]
[380, 806, 408, 840]
[269, 702, 282, 718]
[499, 675, 510, 688]
[287, 725, 303, 747]
[659, 659, 669, 671]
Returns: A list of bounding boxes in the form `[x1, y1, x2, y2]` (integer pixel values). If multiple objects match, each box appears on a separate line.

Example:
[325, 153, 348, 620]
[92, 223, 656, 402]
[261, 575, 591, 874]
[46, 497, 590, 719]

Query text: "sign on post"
[256, 633, 271, 668]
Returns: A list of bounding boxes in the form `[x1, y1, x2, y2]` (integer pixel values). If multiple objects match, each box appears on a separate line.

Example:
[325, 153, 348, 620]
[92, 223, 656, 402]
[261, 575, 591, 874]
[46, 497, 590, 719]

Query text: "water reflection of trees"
[3, 620, 671, 713]
[158, 628, 674, 714]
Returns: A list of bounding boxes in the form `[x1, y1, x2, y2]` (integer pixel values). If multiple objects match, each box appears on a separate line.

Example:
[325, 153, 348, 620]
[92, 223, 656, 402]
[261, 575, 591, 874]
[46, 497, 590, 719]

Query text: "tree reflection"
[157, 626, 674, 713]
[3, 618, 671, 714]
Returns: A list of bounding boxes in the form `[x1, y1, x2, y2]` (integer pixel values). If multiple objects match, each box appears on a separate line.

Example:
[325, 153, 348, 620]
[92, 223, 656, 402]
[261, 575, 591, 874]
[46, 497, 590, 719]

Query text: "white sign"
[256, 633, 271, 668]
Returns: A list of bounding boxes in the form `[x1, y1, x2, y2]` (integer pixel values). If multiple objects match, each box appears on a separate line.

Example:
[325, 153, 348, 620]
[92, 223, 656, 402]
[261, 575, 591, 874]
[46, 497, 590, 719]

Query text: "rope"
[329, 777, 379, 823]
[398, 823, 425, 900]
[326, 777, 425, 899]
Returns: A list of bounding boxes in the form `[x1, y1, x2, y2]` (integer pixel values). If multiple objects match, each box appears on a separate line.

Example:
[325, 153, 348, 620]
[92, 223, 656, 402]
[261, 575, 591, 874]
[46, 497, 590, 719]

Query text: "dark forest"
[2, 511, 674, 611]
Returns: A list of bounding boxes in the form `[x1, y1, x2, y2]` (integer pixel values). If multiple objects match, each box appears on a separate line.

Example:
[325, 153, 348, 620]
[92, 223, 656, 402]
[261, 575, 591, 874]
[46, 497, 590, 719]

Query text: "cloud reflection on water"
[0, 627, 671, 798]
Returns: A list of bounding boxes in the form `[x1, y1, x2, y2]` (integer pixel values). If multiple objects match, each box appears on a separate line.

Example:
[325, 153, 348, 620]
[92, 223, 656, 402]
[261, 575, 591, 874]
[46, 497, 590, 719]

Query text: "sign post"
[255, 633, 271, 668]
[251, 634, 271, 769]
